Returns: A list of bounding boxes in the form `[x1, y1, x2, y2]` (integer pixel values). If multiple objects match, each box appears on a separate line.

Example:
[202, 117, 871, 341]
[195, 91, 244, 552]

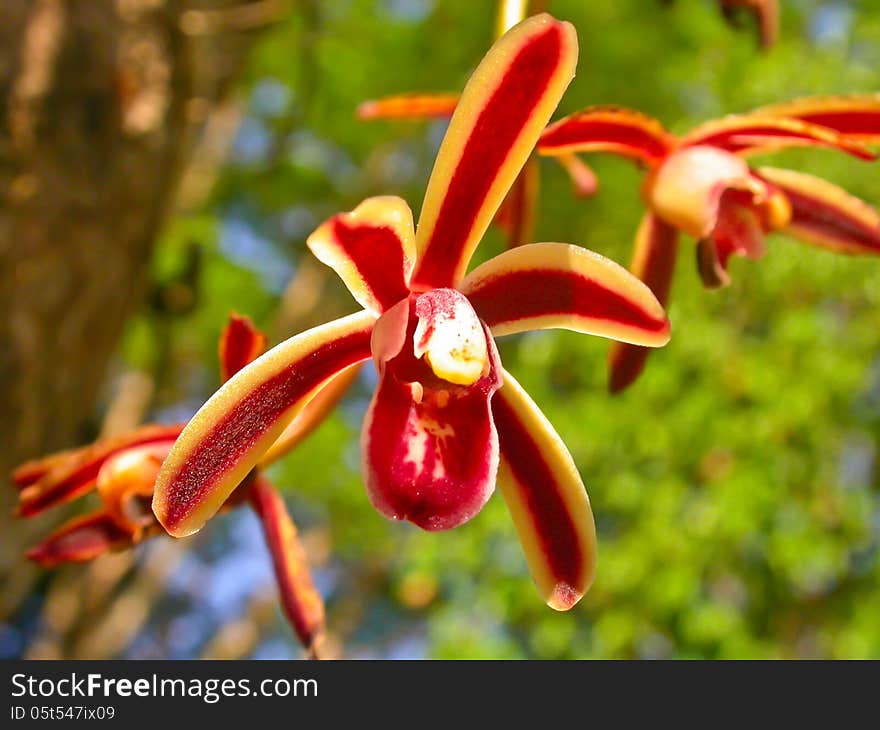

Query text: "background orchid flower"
[153, 15, 671, 611]
[537, 96, 880, 393]
[11, 314, 336, 655]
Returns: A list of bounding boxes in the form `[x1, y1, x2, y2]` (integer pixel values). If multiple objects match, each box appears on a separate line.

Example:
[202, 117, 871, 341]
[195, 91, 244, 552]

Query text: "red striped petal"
[356, 93, 459, 120]
[538, 106, 674, 165]
[154, 311, 375, 538]
[411, 14, 578, 290]
[248, 475, 325, 655]
[461, 243, 670, 345]
[492, 369, 596, 610]
[608, 213, 679, 394]
[361, 297, 503, 531]
[307, 197, 415, 314]
[26, 511, 136, 568]
[718, 0, 779, 50]
[219, 313, 267, 383]
[493, 158, 539, 249]
[756, 166, 880, 255]
[681, 115, 875, 160]
[16, 424, 185, 518]
[259, 364, 361, 467]
[753, 94, 880, 141]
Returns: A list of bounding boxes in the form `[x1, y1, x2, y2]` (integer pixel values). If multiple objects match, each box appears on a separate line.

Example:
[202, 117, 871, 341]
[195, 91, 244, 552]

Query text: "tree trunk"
[0, 0, 280, 617]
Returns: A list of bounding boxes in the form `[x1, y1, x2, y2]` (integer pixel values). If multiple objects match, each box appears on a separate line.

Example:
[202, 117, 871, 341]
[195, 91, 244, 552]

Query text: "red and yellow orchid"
[152, 15, 671, 610]
[11, 314, 336, 655]
[537, 97, 880, 393]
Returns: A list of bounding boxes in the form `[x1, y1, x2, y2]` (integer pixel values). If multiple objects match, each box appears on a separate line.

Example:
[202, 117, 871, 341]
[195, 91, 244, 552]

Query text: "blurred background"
[2, 0, 880, 659]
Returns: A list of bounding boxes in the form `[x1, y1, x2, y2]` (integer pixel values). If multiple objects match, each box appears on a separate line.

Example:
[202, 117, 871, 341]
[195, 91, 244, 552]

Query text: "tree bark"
[0, 0, 281, 616]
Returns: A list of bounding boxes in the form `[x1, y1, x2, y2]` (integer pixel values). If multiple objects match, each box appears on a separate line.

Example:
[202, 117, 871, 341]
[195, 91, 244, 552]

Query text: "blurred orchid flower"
[717, 0, 779, 50]
[538, 96, 880, 392]
[11, 313, 343, 655]
[153, 15, 671, 610]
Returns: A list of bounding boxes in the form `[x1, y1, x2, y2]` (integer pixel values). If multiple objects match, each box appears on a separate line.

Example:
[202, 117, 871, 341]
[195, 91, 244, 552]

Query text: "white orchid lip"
[413, 288, 489, 387]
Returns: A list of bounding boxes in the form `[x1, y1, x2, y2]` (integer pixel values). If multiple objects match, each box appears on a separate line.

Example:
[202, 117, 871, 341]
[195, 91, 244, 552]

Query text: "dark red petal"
[219, 313, 268, 383]
[608, 213, 679, 394]
[248, 475, 325, 655]
[26, 511, 136, 568]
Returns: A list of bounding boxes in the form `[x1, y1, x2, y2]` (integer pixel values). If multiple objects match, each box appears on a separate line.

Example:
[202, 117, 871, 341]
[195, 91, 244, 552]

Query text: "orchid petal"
[357, 93, 459, 120]
[538, 106, 675, 165]
[26, 511, 136, 568]
[756, 166, 880, 255]
[608, 213, 679, 393]
[680, 115, 875, 160]
[16, 424, 184, 518]
[460, 243, 670, 345]
[753, 94, 880, 141]
[249, 476, 325, 655]
[492, 369, 596, 610]
[307, 197, 415, 314]
[259, 364, 362, 467]
[361, 297, 503, 531]
[493, 158, 539, 249]
[219, 313, 267, 383]
[555, 153, 598, 198]
[153, 311, 375, 538]
[411, 14, 578, 290]
[696, 199, 767, 288]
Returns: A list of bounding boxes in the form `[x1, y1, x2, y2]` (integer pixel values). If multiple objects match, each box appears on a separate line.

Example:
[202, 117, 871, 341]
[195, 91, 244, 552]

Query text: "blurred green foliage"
[121, 0, 880, 658]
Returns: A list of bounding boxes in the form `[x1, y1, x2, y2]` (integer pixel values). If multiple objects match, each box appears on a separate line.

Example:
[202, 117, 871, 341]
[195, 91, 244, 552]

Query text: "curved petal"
[356, 93, 459, 120]
[460, 243, 670, 345]
[249, 475, 325, 655]
[608, 213, 679, 394]
[492, 369, 596, 610]
[756, 166, 880, 255]
[259, 364, 362, 467]
[361, 298, 503, 531]
[153, 311, 375, 538]
[555, 153, 598, 198]
[411, 14, 578, 290]
[718, 0, 779, 50]
[307, 197, 415, 315]
[16, 424, 185, 518]
[752, 94, 880, 141]
[695, 197, 767, 288]
[538, 106, 675, 165]
[680, 115, 875, 160]
[219, 313, 267, 383]
[493, 158, 539, 249]
[26, 511, 136, 568]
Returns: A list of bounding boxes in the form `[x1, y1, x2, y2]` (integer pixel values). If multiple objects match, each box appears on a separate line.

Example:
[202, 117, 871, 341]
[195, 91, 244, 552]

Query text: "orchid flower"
[152, 15, 671, 610]
[11, 314, 342, 654]
[537, 97, 880, 393]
